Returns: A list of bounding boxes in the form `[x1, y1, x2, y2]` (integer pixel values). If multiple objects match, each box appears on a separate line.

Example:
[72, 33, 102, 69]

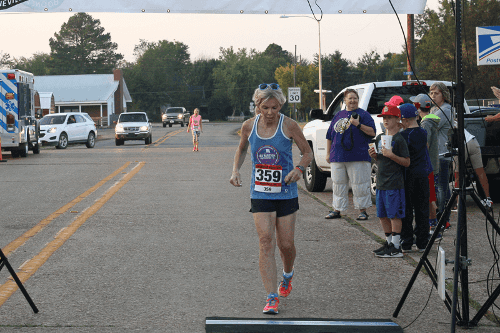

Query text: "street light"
[280, 15, 324, 110]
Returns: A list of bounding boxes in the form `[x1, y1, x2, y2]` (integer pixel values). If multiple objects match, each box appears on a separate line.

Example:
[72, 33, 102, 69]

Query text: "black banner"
[0, 0, 29, 11]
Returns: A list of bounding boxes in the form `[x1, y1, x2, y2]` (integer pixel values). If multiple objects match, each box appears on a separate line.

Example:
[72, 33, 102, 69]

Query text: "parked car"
[162, 107, 190, 127]
[115, 112, 152, 145]
[39, 112, 97, 149]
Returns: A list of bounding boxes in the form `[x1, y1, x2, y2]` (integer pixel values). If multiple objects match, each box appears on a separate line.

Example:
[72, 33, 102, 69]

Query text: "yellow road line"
[1, 162, 131, 257]
[153, 128, 185, 147]
[0, 162, 146, 307]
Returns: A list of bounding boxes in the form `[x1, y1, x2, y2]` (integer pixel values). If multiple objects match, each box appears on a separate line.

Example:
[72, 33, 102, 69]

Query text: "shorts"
[428, 172, 437, 203]
[453, 137, 483, 169]
[376, 189, 405, 219]
[192, 130, 200, 141]
[250, 198, 299, 218]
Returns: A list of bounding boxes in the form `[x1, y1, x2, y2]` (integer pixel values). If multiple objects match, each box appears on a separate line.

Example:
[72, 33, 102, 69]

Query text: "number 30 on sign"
[288, 87, 301, 103]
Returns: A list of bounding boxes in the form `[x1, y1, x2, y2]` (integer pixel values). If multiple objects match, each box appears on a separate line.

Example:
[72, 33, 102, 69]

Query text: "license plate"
[170, 120, 174, 123]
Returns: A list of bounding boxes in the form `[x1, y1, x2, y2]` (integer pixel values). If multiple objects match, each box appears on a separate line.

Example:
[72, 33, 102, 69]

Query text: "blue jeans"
[437, 158, 452, 223]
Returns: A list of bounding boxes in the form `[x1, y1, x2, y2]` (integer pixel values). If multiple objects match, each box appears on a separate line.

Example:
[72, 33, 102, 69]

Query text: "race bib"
[192, 125, 199, 130]
[254, 164, 282, 193]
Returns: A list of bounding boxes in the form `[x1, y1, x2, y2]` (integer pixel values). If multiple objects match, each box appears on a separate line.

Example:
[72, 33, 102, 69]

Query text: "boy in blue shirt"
[399, 103, 431, 252]
[368, 105, 410, 258]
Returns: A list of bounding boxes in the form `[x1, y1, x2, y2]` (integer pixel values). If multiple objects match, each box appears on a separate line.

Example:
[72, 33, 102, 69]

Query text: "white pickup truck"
[302, 80, 468, 201]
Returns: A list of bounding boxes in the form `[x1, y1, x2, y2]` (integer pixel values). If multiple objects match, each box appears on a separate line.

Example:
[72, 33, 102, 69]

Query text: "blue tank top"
[249, 114, 297, 200]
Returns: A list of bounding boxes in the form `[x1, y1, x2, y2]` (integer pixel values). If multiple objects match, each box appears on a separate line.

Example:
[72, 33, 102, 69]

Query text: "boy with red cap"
[368, 105, 410, 258]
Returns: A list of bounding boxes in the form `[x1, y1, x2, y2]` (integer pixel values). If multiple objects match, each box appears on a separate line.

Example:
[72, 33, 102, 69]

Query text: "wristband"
[295, 165, 305, 173]
[357, 123, 362, 129]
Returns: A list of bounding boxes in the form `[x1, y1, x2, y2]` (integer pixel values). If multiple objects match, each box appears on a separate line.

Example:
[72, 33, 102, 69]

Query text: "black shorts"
[250, 198, 299, 218]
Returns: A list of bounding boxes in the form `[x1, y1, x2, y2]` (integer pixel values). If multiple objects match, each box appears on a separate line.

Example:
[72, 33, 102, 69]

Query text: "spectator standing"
[411, 93, 441, 236]
[399, 103, 431, 252]
[324, 89, 376, 221]
[369, 105, 410, 258]
[429, 82, 454, 231]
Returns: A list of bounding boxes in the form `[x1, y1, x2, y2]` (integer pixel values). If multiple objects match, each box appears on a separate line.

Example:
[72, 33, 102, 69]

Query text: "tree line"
[2, 1, 499, 121]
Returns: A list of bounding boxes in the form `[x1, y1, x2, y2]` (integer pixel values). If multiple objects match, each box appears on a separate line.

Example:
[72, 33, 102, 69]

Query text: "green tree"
[49, 13, 123, 75]
[415, 0, 500, 99]
[13, 52, 51, 75]
[0, 51, 12, 70]
[275, 63, 319, 120]
[123, 39, 191, 121]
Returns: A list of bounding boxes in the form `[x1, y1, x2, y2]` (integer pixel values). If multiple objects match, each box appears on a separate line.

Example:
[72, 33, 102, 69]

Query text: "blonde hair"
[430, 82, 451, 104]
[193, 108, 199, 114]
[252, 85, 286, 108]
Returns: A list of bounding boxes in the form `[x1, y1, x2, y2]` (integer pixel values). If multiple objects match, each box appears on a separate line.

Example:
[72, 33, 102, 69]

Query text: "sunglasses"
[259, 83, 280, 90]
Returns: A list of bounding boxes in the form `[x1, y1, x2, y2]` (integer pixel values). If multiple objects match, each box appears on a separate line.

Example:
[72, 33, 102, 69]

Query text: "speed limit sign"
[288, 87, 301, 103]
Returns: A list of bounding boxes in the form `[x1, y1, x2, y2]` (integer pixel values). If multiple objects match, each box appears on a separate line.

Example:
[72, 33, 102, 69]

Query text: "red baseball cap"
[384, 95, 404, 106]
[377, 105, 401, 117]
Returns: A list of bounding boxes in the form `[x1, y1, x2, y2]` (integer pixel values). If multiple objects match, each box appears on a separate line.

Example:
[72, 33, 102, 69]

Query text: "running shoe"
[278, 271, 293, 297]
[263, 293, 279, 314]
[444, 221, 452, 231]
[375, 243, 403, 258]
[429, 229, 442, 240]
[373, 241, 389, 254]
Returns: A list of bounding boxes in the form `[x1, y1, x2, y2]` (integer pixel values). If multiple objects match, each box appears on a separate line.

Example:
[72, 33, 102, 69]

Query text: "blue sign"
[403, 71, 413, 75]
[477, 26, 500, 65]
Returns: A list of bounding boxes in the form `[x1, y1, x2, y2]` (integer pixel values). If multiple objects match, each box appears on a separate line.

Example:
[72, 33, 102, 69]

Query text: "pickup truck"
[302, 80, 476, 202]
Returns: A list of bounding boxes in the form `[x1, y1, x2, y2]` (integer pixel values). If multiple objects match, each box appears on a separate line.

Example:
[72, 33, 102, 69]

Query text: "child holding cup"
[368, 105, 410, 258]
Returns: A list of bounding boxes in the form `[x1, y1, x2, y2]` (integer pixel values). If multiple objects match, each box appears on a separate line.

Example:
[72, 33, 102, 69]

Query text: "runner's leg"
[253, 212, 278, 294]
[276, 211, 297, 273]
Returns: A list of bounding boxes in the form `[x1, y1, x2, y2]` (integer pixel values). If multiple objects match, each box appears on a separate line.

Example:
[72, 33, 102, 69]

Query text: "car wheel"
[181, 122, 184, 127]
[169, 123, 172, 127]
[115, 138, 123, 146]
[19, 143, 28, 157]
[32, 142, 40, 154]
[11, 150, 19, 158]
[56, 133, 68, 149]
[304, 151, 328, 192]
[85, 132, 95, 148]
[163, 123, 166, 128]
[370, 160, 377, 204]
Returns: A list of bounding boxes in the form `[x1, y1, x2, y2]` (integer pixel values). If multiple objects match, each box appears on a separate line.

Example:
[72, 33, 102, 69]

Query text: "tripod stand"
[0, 249, 38, 313]
[393, 162, 500, 329]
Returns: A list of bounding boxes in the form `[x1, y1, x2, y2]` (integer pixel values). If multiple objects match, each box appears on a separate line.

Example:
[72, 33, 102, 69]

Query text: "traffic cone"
[0, 136, 6, 163]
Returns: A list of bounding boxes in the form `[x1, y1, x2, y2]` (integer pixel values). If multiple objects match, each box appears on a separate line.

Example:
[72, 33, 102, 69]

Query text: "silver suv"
[162, 107, 190, 127]
[115, 112, 152, 145]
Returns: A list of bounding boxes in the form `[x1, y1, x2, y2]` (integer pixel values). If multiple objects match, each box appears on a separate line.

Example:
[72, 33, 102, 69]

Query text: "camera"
[351, 111, 359, 120]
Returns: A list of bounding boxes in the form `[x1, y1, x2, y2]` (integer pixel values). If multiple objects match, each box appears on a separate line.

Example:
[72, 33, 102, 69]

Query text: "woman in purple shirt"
[325, 89, 376, 220]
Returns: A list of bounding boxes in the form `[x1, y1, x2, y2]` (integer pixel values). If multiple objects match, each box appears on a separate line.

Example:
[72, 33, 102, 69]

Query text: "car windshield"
[119, 113, 147, 122]
[40, 115, 66, 125]
[166, 108, 184, 114]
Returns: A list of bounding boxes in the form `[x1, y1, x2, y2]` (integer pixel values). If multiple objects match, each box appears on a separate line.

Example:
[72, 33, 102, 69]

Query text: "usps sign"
[477, 26, 500, 66]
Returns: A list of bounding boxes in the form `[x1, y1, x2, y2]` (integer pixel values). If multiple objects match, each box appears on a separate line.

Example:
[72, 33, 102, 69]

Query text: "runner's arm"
[283, 119, 313, 184]
[230, 120, 252, 187]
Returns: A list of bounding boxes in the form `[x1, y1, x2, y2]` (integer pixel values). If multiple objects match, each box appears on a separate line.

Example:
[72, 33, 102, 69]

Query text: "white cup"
[381, 135, 392, 150]
[369, 142, 377, 153]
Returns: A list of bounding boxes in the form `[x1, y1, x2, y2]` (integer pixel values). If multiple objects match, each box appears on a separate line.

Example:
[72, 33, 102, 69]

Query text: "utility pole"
[407, 14, 415, 80]
[293, 45, 297, 121]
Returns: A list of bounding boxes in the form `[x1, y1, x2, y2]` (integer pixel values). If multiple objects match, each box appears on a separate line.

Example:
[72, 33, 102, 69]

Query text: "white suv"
[114, 112, 152, 145]
[39, 112, 97, 149]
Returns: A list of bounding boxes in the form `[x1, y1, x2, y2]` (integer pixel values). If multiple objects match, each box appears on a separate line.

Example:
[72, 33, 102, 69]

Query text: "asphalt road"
[0, 123, 499, 332]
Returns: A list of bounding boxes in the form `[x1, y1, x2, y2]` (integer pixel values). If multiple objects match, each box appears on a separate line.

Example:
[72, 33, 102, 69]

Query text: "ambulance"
[0, 69, 40, 157]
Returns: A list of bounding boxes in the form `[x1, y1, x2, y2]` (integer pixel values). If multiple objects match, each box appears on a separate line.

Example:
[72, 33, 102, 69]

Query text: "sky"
[1, 0, 441, 66]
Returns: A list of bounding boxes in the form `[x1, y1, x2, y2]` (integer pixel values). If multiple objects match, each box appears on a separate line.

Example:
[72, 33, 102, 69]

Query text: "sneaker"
[429, 229, 442, 240]
[263, 293, 279, 314]
[375, 243, 403, 258]
[401, 243, 413, 253]
[444, 221, 452, 231]
[373, 241, 389, 254]
[278, 271, 293, 297]
[482, 197, 493, 208]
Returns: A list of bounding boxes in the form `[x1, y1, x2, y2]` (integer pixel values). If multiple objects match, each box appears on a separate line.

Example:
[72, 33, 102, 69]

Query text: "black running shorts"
[250, 197, 299, 218]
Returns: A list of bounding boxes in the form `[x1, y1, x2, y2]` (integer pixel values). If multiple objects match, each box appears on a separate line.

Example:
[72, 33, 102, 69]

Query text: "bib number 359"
[255, 164, 282, 193]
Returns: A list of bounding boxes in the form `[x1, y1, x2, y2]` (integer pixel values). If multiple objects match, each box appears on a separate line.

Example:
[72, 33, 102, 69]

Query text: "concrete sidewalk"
[294, 149, 500, 331]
